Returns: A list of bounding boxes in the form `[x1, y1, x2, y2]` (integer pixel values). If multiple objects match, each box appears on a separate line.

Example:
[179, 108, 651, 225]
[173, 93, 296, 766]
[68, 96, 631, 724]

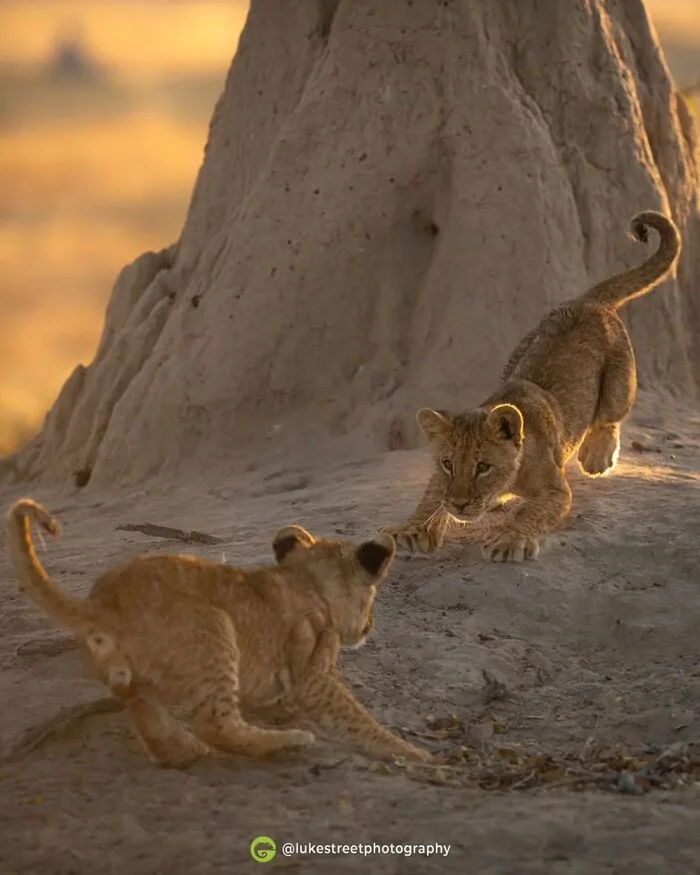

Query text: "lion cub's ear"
[273, 525, 316, 563]
[486, 404, 524, 447]
[416, 408, 453, 440]
[355, 533, 396, 579]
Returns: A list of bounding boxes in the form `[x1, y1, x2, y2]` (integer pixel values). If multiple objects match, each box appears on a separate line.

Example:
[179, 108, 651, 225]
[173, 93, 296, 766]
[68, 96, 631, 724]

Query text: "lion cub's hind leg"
[119, 686, 211, 768]
[578, 423, 621, 477]
[578, 341, 636, 477]
[85, 633, 209, 768]
[190, 609, 315, 759]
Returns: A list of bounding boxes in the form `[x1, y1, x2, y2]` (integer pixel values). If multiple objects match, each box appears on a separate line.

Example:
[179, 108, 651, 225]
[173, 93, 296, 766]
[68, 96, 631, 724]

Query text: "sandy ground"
[1, 395, 699, 874]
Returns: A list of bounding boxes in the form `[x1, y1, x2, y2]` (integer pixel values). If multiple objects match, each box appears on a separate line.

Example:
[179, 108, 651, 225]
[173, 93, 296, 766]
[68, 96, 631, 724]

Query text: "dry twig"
[0, 697, 124, 764]
[116, 523, 223, 545]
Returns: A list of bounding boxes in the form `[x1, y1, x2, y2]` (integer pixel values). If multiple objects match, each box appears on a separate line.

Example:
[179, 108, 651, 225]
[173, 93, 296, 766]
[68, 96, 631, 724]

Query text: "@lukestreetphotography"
[250, 837, 451, 861]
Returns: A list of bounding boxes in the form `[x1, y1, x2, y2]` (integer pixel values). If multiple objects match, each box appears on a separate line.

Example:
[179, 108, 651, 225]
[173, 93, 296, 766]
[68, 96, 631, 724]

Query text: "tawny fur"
[5, 499, 431, 768]
[385, 210, 681, 563]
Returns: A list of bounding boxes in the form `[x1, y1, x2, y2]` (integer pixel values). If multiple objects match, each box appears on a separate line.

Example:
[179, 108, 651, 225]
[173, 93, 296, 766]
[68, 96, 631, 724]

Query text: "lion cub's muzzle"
[346, 613, 374, 651]
[444, 499, 482, 522]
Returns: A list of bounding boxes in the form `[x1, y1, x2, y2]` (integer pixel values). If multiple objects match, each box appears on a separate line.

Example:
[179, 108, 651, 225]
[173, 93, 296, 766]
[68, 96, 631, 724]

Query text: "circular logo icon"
[250, 836, 277, 863]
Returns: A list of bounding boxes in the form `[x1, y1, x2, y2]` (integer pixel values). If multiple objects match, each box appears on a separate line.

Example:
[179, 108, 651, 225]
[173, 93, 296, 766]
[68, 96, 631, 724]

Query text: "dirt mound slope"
[4, 0, 699, 490]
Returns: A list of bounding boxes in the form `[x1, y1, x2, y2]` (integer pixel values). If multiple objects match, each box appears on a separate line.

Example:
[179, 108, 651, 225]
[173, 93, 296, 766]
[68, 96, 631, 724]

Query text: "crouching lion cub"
[385, 210, 681, 563]
[6, 499, 431, 767]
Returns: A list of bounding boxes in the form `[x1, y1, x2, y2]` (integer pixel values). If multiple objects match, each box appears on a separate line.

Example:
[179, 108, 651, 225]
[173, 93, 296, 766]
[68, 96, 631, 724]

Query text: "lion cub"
[6, 499, 431, 767]
[385, 210, 681, 563]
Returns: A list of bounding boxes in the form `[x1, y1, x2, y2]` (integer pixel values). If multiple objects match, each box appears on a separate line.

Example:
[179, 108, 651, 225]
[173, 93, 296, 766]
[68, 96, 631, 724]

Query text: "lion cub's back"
[86, 553, 237, 624]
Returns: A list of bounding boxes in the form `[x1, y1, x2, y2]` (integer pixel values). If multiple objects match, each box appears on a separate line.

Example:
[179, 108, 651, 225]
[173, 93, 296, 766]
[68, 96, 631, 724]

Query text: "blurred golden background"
[0, 0, 697, 456]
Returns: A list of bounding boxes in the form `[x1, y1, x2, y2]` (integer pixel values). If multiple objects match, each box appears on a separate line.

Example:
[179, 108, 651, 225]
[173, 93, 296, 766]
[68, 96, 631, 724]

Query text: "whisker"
[422, 507, 442, 530]
[423, 506, 451, 534]
[422, 509, 437, 529]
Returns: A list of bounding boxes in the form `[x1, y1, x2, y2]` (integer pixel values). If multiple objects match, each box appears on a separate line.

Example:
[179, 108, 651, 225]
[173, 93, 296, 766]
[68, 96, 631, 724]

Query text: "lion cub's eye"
[475, 461, 491, 476]
[441, 458, 453, 474]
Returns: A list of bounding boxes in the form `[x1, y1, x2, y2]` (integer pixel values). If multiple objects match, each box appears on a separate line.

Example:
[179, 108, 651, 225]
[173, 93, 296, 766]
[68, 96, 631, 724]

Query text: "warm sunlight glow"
[0, 1, 248, 78]
[646, 0, 700, 46]
[0, 2, 251, 454]
[0, 109, 210, 453]
[612, 459, 700, 484]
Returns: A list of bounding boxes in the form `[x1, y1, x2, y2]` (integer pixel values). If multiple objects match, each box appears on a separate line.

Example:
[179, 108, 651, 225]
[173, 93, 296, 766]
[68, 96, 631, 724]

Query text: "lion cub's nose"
[449, 500, 469, 513]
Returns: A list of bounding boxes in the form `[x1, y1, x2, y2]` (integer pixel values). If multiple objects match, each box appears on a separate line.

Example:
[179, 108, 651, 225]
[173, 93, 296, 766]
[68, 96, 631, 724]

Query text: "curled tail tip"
[6, 498, 60, 538]
[627, 210, 679, 247]
[45, 517, 61, 538]
[628, 218, 650, 245]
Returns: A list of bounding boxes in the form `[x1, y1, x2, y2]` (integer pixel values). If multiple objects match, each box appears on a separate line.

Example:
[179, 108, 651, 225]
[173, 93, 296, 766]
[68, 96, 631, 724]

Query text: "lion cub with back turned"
[6, 499, 431, 767]
[385, 210, 681, 562]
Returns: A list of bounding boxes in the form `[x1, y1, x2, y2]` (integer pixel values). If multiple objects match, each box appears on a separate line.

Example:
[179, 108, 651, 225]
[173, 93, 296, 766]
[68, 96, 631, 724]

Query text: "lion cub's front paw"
[285, 729, 316, 749]
[381, 525, 443, 555]
[481, 530, 540, 563]
[388, 743, 435, 763]
[408, 745, 436, 763]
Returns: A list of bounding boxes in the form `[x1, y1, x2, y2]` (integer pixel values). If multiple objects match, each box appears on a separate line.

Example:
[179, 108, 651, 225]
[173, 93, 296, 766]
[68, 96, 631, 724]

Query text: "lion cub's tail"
[581, 210, 681, 310]
[5, 498, 95, 635]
